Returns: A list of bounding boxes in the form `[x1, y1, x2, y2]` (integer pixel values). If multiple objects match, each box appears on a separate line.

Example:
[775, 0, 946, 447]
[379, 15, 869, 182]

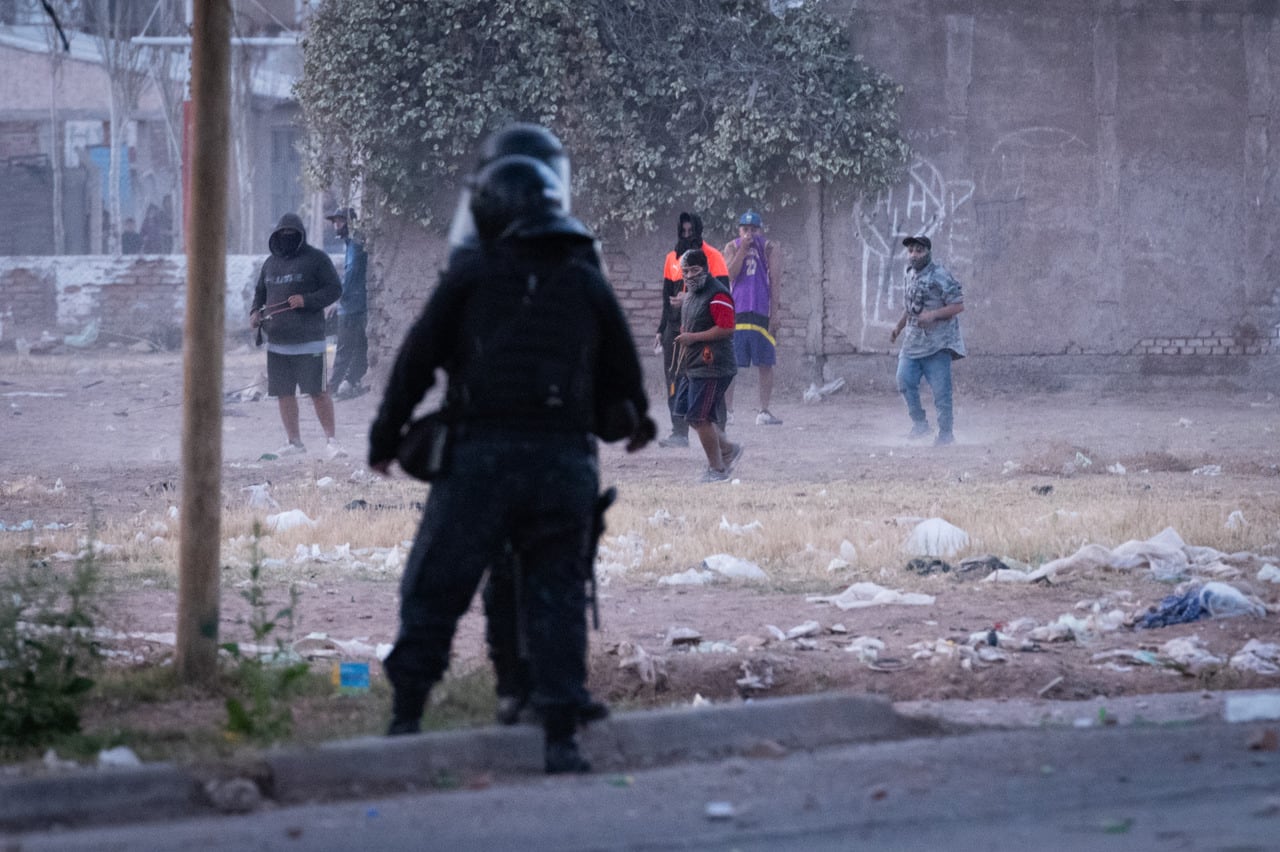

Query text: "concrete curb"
[0, 691, 932, 831]
[264, 692, 944, 804]
[5, 689, 1275, 832]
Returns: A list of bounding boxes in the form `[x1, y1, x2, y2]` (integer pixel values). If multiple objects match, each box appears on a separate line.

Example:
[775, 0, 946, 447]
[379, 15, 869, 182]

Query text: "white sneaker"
[275, 441, 306, 456]
[755, 410, 783, 426]
[326, 438, 348, 460]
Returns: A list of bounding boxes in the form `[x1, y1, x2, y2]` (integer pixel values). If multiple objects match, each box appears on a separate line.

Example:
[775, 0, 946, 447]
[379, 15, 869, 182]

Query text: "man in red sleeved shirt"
[671, 248, 743, 482]
[655, 213, 729, 448]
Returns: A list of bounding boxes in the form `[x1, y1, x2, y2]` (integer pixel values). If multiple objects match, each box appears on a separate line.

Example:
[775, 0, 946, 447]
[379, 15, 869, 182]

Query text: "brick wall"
[0, 255, 267, 347]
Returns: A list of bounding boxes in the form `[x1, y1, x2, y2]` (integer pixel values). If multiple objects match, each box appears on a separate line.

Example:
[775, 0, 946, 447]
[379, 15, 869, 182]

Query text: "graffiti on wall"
[851, 153, 975, 348]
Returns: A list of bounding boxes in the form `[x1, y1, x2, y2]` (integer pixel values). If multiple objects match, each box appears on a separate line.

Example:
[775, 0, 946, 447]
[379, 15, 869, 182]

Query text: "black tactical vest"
[450, 245, 600, 432]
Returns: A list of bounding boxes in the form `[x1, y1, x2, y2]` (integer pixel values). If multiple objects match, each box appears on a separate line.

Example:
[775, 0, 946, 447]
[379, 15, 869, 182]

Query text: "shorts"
[267, 351, 327, 397]
[733, 327, 777, 368]
[673, 375, 733, 426]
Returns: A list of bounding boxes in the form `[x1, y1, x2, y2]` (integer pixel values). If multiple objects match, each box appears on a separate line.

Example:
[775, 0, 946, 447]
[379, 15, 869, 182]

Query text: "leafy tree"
[297, 0, 908, 235]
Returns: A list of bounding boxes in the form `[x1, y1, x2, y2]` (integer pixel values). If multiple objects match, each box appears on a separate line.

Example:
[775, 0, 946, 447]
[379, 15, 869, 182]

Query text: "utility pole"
[176, 0, 231, 683]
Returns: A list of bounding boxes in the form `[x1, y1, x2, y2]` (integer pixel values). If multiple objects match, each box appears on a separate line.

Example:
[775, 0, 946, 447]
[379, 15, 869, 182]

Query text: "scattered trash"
[957, 554, 1012, 576]
[1158, 636, 1224, 675]
[903, 518, 970, 557]
[1037, 675, 1064, 697]
[243, 483, 279, 510]
[97, 745, 141, 768]
[784, 620, 821, 640]
[719, 515, 763, 535]
[838, 540, 858, 562]
[1229, 640, 1280, 676]
[1031, 484, 1054, 495]
[63, 319, 99, 349]
[1001, 460, 1020, 475]
[331, 661, 371, 694]
[1139, 582, 1266, 628]
[1106, 463, 1127, 475]
[665, 626, 703, 646]
[1074, 452, 1093, 468]
[845, 636, 885, 662]
[1176, 417, 1193, 428]
[1259, 564, 1280, 584]
[905, 557, 951, 576]
[1191, 464, 1222, 476]
[264, 509, 317, 532]
[700, 554, 769, 581]
[1225, 510, 1246, 531]
[808, 582, 935, 610]
[613, 641, 668, 691]
[802, 377, 846, 404]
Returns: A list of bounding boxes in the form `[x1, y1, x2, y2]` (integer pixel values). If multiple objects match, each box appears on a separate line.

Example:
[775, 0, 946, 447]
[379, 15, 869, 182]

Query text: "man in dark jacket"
[250, 212, 346, 459]
[369, 150, 654, 774]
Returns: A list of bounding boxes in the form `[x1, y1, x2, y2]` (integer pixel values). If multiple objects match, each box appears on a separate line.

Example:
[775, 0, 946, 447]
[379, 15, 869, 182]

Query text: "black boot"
[543, 706, 591, 774]
[495, 693, 530, 726]
[387, 686, 428, 736]
[577, 698, 610, 725]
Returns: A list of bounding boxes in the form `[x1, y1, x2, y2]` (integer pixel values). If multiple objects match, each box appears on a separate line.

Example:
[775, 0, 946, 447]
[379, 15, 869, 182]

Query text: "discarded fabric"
[1140, 582, 1266, 628]
[808, 582, 935, 610]
[903, 518, 970, 557]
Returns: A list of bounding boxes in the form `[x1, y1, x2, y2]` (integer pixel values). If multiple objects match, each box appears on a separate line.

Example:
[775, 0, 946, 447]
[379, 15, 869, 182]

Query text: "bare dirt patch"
[2, 349, 1279, 742]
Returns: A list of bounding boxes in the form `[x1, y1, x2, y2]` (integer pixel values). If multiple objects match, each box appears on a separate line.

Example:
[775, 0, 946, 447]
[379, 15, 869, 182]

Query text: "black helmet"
[469, 154, 567, 240]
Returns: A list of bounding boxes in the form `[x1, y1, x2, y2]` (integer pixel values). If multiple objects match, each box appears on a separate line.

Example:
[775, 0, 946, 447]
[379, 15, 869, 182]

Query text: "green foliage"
[220, 529, 310, 743]
[297, 0, 908, 235]
[0, 546, 102, 747]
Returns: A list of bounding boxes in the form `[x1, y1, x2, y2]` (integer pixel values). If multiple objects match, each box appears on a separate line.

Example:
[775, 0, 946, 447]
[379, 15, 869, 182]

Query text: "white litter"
[845, 636, 885, 662]
[701, 554, 769, 581]
[1224, 690, 1280, 720]
[903, 518, 970, 558]
[784, 620, 821, 639]
[1106, 463, 1127, 475]
[658, 568, 717, 586]
[839, 540, 858, 562]
[265, 509, 316, 532]
[719, 515, 763, 535]
[1159, 636, 1223, 674]
[1229, 640, 1280, 676]
[97, 746, 142, 768]
[808, 581, 935, 610]
[1225, 510, 1247, 531]
[1259, 564, 1280, 584]
[1191, 464, 1222, 476]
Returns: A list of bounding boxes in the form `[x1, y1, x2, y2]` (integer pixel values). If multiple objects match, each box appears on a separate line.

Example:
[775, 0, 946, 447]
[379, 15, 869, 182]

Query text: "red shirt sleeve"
[710, 292, 735, 329]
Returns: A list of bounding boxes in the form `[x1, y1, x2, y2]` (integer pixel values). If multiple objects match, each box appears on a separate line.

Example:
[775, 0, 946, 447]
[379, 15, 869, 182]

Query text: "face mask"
[682, 269, 708, 292]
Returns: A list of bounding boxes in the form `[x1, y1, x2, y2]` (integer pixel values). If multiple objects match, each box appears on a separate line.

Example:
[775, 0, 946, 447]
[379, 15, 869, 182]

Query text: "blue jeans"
[896, 350, 954, 435]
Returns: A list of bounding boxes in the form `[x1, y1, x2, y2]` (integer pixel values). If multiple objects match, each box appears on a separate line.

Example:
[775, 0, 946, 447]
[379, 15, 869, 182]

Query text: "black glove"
[625, 415, 657, 453]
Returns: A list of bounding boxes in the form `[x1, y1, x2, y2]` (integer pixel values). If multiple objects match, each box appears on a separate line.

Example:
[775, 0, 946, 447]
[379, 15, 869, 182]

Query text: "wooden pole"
[176, 0, 230, 683]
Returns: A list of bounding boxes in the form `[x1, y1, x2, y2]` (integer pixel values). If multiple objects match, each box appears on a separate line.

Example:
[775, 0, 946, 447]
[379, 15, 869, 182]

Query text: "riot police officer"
[369, 147, 654, 773]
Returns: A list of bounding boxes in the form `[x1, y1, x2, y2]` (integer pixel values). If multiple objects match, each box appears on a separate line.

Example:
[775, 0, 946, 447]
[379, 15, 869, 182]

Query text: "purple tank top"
[730, 235, 770, 316]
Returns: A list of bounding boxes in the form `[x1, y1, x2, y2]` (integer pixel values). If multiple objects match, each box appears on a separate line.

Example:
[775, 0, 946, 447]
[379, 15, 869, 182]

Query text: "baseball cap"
[325, 207, 355, 222]
[738, 210, 763, 228]
[902, 234, 931, 250]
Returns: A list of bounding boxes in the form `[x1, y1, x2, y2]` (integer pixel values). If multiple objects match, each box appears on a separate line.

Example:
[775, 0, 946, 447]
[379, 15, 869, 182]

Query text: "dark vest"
[450, 247, 599, 432]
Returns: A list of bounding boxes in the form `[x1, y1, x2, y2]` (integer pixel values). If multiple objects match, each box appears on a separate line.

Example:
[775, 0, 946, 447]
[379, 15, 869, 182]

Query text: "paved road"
[10, 721, 1278, 851]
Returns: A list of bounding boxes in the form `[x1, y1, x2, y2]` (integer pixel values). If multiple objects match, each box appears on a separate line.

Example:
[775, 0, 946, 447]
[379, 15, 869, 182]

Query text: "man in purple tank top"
[723, 210, 783, 426]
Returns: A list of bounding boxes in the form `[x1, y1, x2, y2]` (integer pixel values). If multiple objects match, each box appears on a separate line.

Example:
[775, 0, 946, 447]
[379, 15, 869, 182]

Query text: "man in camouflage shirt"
[889, 235, 966, 446]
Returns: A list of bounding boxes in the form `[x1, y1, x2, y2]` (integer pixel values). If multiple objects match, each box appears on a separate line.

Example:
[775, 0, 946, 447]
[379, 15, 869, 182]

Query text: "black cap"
[902, 234, 931, 250]
[325, 207, 355, 222]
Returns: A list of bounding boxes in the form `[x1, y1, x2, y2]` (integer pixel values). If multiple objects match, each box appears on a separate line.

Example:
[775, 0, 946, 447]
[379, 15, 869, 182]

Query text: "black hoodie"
[251, 212, 342, 348]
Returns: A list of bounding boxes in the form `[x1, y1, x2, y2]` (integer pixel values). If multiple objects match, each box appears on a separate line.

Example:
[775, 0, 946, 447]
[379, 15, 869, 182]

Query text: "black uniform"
[369, 221, 649, 770]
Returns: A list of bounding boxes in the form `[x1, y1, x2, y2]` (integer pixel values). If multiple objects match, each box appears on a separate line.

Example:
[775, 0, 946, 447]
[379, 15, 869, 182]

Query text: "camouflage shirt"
[900, 260, 966, 360]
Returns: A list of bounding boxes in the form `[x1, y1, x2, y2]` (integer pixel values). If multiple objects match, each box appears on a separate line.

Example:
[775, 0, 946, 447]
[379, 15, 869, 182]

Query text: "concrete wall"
[364, 0, 1280, 392]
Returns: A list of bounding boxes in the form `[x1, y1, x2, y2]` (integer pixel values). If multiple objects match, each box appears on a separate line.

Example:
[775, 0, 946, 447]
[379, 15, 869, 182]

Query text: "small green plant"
[0, 544, 102, 747]
[221, 526, 310, 743]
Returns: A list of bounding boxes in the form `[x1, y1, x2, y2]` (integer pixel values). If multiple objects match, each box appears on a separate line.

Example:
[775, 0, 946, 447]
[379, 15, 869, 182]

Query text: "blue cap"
[738, 210, 762, 227]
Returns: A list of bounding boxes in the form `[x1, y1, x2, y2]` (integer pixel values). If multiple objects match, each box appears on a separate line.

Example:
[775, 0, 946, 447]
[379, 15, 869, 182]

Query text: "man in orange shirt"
[655, 212, 729, 448]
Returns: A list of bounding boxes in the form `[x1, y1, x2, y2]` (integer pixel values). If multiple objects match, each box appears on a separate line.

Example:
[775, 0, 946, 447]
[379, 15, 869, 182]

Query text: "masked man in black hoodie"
[250, 212, 347, 459]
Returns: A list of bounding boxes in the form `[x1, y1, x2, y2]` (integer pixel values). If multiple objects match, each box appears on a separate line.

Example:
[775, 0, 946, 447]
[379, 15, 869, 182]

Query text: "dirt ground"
[2, 347, 1279, 734]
